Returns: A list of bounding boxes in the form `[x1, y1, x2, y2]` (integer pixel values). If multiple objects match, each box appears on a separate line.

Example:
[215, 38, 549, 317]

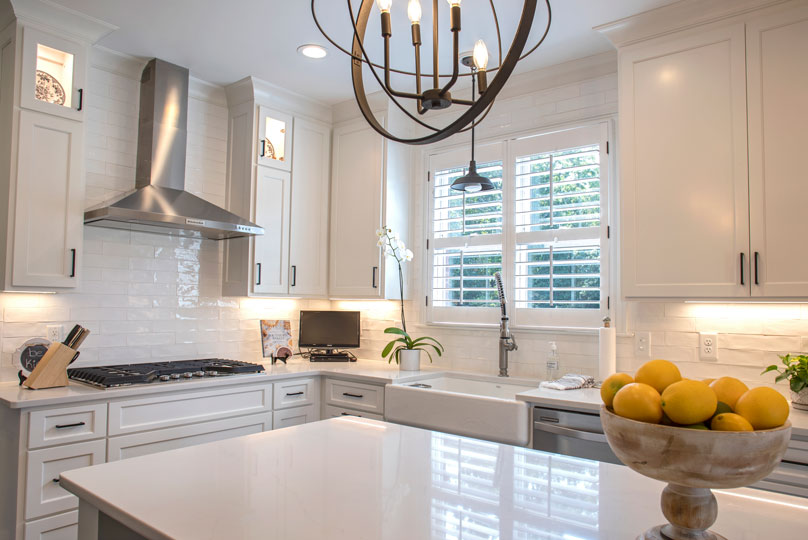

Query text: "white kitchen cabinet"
[619, 24, 750, 298]
[28, 403, 106, 449]
[746, 6, 808, 297]
[273, 377, 319, 410]
[289, 118, 330, 296]
[256, 106, 292, 171]
[324, 378, 385, 415]
[324, 404, 384, 422]
[24, 510, 78, 540]
[330, 114, 411, 299]
[25, 440, 105, 520]
[107, 413, 272, 461]
[253, 166, 291, 294]
[20, 26, 86, 122]
[273, 405, 317, 429]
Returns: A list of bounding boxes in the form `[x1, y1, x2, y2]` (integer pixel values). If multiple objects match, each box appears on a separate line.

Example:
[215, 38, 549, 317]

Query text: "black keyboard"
[310, 354, 354, 362]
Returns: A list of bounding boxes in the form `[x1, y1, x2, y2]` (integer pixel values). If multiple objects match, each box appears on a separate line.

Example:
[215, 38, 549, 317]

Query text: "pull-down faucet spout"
[494, 272, 517, 377]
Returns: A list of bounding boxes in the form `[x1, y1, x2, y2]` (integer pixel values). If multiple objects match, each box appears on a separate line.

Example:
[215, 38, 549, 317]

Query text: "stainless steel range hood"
[84, 59, 263, 240]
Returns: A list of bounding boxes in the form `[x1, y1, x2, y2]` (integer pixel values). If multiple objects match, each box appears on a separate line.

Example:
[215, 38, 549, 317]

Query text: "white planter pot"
[399, 349, 421, 371]
[791, 387, 808, 411]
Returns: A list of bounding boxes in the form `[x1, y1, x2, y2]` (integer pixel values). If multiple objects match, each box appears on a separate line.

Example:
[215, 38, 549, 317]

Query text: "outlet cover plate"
[635, 331, 652, 359]
[46, 325, 62, 343]
[699, 332, 718, 361]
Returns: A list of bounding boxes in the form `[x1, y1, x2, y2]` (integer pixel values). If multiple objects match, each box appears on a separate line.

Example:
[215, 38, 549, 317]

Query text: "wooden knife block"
[22, 343, 77, 390]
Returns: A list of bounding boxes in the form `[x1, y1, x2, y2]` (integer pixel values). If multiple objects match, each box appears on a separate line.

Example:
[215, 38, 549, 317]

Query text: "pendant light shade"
[451, 160, 495, 192]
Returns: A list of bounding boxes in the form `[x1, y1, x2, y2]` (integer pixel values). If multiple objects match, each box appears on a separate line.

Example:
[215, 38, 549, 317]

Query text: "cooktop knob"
[170, 373, 181, 379]
[207, 371, 219, 376]
[193, 371, 205, 377]
[181, 372, 193, 378]
[159, 375, 171, 382]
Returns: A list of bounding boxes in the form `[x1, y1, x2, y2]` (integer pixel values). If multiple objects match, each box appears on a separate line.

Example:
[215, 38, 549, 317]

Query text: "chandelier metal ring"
[313, 0, 551, 145]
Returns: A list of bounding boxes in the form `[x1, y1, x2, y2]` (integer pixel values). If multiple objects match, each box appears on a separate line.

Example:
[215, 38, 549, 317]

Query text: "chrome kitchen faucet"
[494, 272, 517, 377]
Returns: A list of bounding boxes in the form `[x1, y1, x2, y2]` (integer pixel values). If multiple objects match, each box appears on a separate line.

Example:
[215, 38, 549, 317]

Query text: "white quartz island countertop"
[60, 417, 808, 540]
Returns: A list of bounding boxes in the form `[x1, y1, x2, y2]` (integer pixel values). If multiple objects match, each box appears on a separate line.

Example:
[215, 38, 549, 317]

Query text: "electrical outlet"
[700, 332, 718, 361]
[46, 325, 62, 343]
[635, 331, 652, 359]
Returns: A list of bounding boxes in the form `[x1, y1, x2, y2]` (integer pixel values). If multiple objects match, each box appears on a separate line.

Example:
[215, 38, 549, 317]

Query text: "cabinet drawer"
[273, 405, 317, 429]
[108, 384, 272, 436]
[324, 405, 384, 422]
[325, 379, 384, 414]
[26, 440, 105, 520]
[107, 413, 272, 462]
[24, 510, 78, 540]
[28, 403, 107, 449]
[273, 378, 319, 410]
[784, 436, 808, 465]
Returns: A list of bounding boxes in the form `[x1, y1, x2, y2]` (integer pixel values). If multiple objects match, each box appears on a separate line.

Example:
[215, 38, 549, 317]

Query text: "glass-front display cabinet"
[20, 26, 86, 121]
[257, 106, 293, 171]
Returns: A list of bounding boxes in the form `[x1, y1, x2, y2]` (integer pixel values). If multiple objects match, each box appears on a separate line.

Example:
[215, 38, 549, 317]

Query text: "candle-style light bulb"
[407, 0, 422, 23]
[376, 0, 392, 13]
[473, 40, 489, 71]
[446, 0, 461, 6]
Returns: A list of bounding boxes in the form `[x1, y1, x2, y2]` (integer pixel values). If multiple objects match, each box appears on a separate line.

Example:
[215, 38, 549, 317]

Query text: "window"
[427, 124, 610, 328]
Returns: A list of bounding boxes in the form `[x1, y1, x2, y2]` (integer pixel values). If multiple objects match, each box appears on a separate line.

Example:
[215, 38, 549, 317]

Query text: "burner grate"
[67, 359, 265, 388]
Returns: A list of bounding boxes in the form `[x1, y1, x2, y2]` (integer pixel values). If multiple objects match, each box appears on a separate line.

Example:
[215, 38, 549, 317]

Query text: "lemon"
[660, 380, 718, 425]
[702, 378, 716, 385]
[709, 377, 749, 409]
[711, 401, 733, 419]
[682, 423, 709, 430]
[711, 413, 754, 432]
[635, 359, 682, 393]
[735, 387, 790, 430]
[613, 382, 663, 424]
[601, 373, 634, 407]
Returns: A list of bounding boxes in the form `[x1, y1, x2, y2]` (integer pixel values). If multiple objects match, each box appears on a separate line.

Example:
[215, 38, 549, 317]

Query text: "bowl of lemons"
[600, 360, 791, 540]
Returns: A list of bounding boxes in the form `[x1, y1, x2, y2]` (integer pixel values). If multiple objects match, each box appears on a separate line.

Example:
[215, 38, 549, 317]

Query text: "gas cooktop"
[67, 359, 265, 388]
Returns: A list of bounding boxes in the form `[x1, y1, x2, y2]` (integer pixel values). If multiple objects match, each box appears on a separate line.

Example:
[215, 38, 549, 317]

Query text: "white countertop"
[0, 359, 438, 409]
[516, 386, 603, 412]
[60, 417, 808, 540]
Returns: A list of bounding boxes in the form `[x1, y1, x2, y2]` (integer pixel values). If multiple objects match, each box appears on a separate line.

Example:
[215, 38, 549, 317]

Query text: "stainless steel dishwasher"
[532, 406, 621, 465]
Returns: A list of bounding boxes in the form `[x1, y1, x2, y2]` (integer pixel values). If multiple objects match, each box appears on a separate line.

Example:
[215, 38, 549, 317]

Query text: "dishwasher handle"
[533, 420, 608, 443]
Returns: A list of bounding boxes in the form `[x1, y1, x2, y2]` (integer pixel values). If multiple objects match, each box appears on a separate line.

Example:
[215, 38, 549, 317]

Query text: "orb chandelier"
[311, 0, 552, 146]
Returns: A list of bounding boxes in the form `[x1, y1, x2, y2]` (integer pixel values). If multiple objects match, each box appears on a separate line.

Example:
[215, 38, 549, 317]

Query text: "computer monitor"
[298, 311, 361, 350]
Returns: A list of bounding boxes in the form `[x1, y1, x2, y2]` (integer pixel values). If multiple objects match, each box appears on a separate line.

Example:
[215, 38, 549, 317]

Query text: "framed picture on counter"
[260, 320, 293, 361]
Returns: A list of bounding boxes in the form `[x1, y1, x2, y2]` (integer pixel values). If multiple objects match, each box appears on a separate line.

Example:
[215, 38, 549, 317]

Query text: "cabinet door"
[289, 118, 330, 296]
[330, 121, 385, 298]
[747, 7, 808, 297]
[253, 166, 291, 294]
[13, 110, 83, 288]
[256, 106, 292, 171]
[619, 25, 750, 297]
[20, 26, 86, 122]
[273, 405, 317, 429]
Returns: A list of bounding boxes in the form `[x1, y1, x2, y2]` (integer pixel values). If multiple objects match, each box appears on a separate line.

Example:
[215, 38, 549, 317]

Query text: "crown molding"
[89, 45, 145, 80]
[225, 76, 332, 124]
[189, 76, 227, 108]
[10, 0, 117, 43]
[595, 0, 793, 48]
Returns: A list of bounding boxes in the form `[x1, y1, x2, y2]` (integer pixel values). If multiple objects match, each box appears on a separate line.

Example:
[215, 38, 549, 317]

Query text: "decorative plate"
[15, 338, 51, 374]
[265, 139, 276, 159]
[35, 70, 66, 105]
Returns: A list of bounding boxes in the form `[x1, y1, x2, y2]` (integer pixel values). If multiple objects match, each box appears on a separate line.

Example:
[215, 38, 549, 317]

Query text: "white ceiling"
[44, 0, 679, 105]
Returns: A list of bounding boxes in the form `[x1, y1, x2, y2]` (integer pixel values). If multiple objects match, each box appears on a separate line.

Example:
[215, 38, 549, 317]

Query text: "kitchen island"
[60, 417, 807, 540]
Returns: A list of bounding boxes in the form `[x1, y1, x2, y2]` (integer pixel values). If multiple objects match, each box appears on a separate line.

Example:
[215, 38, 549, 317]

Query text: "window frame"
[425, 122, 611, 329]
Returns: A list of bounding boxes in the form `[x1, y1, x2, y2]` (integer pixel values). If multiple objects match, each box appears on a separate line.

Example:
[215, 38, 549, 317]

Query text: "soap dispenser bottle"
[546, 341, 559, 381]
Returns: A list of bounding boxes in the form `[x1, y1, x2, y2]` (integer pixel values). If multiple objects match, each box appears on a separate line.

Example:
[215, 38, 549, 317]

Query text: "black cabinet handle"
[291, 265, 296, 287]
[286, 391, 304, 396]
[256, 262, 262, 285]
[341, 412, 361, 417]
[754, 251, 760, 285]
[342, 392, 364, 398]
[740, 253, 745, 286]
[55, 421, 85, 429]
[52, 478, 60, 483]
[372, 266, 378, 289]
[77, 89, 83, 111]
[69, 248, 76, 278]
[260, 140, 266, 157]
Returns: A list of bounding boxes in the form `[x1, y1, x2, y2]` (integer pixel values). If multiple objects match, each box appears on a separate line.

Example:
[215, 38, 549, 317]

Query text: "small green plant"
[376, 226, 444, 364]
[762, 354, 808, 393]
[381, 327, 444, 364]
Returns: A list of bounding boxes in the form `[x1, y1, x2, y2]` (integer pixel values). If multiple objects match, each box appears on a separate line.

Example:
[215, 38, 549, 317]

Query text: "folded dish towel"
[540, 374, 596, 391]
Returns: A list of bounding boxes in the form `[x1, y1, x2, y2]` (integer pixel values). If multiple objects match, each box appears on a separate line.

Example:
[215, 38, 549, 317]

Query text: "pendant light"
[451, 51, 494, 193]
[311, 0, 552, 145]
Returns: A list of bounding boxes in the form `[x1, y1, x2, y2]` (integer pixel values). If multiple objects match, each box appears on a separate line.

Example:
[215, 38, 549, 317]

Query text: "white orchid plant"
[376, 226, 444, 364]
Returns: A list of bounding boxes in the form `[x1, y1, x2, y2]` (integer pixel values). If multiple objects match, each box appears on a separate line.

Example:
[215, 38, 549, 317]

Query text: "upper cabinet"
[329, 111, 411, 300]
[605, 2, 808, 299]
[20, 26, 86, 121]
[0, 21, 89, 291]
[746, 6, 808, 297]
[223, 78, 331, 298]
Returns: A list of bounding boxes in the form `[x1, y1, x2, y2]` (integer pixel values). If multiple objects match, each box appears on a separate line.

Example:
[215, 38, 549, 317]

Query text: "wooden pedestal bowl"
[600, 406, 791, 540]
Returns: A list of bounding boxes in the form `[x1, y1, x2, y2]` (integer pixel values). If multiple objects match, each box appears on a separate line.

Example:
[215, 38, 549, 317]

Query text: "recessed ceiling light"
[298, 44, 327, 59]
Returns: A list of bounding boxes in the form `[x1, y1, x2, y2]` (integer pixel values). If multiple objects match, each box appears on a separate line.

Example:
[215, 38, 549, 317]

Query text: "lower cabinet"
[273, 405, 317, 429]
[324, 404, 384, 422]
[107, 413, 273, 462]
[23, 510, 78, 540]
[323, 378, 386, 420]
